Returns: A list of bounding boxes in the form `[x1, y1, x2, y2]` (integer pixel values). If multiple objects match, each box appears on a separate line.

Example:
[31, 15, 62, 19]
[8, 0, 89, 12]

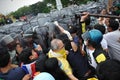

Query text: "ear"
[29, 55, 33, 60]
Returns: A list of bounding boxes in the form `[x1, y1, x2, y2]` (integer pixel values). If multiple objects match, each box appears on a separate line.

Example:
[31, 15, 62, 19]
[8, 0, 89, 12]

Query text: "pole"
[76, 13, 120, 19]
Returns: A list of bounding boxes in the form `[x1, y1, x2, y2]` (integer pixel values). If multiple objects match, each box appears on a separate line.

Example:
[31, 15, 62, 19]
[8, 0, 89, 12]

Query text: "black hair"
[68, 26, 77, 34]
[45, 57, 69, 80]
[19, 47, 32, 64]
[109, 19, 119, 31]
[96, 59, 120, 80]
[94, 24, 106, 34]
[88, 39, 102, 49]
[0, 47, 10, 68]
[35, 53, 48, 72]
[84, 16, 91, 26]
[56, 33, 72, 51]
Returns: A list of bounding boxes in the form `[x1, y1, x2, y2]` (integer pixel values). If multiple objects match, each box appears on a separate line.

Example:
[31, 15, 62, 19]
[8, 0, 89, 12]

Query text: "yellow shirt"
[48, 50, 72, 75]
[82, 22, 86, 33]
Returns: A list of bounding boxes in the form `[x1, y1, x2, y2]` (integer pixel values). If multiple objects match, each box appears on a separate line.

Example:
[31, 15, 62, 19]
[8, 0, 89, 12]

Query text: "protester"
[0, 47, 27, 80]
[1, 2, 120, 80]
[94, 24, 108, 52]
[82, 29, 109, 69]
[96, 59, 120, 80]
[19, 47, 39, 65]
[45, 57, 69, 80]
[54, 23, 91, 79]
[35, 53, 48, 73]
[48, 39, 78, 80]
[1, 35, 18, 64]
[54, 21, 78, 52]
[104, 19, 120, 61]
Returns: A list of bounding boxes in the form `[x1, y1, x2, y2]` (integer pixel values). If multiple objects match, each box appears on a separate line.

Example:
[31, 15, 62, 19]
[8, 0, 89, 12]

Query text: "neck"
[0, 63, 12, 73]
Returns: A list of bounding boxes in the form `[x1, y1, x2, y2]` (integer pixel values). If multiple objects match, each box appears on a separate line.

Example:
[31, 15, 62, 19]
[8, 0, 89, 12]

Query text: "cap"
[115, 3, 120, 8]
[82, 29, 103, 44]
[2, 35, 14, 45]
[33, 72, 55, 80]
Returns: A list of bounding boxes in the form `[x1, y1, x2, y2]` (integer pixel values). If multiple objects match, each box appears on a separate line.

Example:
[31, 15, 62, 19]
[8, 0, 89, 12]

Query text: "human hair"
[96, 59, 120, 80]
[56, 33, 72, 51]
[50, 39, 61, 50]
[88, 39, 102, 49]
[109, 19, 119, 31]
[19, 47, 32, 64]
[0, 47, 10, 68]
[35, 53, 48, 72]
[45, 57, 69, 80]
[94, 24, 106, 34]
[84, 16, 91, 26]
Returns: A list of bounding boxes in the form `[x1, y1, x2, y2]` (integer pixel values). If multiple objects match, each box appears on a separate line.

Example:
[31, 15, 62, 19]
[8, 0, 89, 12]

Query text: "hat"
[115, 3, 120, 8]
[82, 29, 103, 44]
[33, 72, 55, 80]
[2, 35, 14, 45]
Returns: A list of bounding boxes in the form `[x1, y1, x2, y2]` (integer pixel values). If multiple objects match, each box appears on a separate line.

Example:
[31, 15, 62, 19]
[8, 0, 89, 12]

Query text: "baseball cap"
[82, 29, 103, 44]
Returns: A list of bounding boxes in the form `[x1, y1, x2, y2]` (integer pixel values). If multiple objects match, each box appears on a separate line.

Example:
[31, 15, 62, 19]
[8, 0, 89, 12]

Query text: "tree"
[10, 0, 94, 19]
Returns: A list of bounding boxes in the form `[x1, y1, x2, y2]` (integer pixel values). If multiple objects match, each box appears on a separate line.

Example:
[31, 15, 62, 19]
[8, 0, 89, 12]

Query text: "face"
[56, 40, 67, 58]
[107, 26, 112, 32]
[16, 44, 23, 54]
[101, 9, 107, 15]
[84, 40, 88, 46]
[104, 18, 110, 27]
[30, 49, 39, 60]
[58, 40, 64, 50]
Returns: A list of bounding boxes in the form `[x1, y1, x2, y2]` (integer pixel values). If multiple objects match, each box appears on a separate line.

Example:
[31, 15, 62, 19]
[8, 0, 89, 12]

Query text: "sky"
[0, 0, 43, 15]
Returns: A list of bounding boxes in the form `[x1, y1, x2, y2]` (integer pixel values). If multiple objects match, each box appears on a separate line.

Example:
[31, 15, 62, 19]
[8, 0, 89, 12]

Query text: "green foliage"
[30, 2, 50, 15]
[10, 0, 94, 18]
[11, 6, 32, 19]
[0, 17, 6, 25]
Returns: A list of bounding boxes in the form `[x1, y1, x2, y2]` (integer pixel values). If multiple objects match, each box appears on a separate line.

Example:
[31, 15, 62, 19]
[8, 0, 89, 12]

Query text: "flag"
[21, 61, 36, 78]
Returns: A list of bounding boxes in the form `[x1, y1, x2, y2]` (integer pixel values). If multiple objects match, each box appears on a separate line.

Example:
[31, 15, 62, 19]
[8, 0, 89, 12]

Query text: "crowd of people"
[0, 4, 120, 80]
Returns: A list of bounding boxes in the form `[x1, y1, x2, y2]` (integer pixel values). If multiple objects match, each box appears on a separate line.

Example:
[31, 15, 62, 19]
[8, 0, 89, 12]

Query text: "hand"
[80, 12, 89, 22]
[54, 21, 59, 26]
[22, 74, 31, 80]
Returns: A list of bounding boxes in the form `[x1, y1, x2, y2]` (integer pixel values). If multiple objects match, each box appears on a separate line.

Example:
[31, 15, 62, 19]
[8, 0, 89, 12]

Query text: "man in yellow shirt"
[48, 39, 78, 80]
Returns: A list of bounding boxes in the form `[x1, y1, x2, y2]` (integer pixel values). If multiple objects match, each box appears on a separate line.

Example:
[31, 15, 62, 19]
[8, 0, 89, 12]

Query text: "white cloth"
[86, 49, 97, 69]
[104, 30, 120, 61]
[101, 38, 108, 50]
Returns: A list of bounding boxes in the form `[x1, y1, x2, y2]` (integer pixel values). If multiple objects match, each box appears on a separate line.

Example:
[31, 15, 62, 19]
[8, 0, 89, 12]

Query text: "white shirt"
[86, 49, 97, 69]
[104, 30, 120, 61]
[101, 38, 108, 50]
